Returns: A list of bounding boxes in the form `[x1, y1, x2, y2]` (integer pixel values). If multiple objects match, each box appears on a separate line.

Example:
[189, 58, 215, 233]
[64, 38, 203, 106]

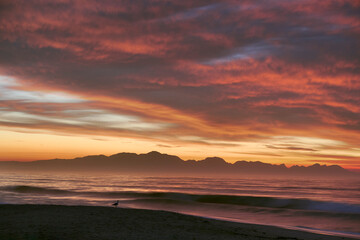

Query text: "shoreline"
[192, 215, 360, 240]
[0, 204, 357, 240]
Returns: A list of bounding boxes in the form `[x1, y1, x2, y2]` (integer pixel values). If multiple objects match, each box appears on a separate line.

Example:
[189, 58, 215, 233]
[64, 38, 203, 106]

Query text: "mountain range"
[0, 151, 355, 176]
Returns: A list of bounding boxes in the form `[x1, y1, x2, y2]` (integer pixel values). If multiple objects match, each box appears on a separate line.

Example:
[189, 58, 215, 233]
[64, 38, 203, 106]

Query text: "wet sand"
[0, 204, 356, 240]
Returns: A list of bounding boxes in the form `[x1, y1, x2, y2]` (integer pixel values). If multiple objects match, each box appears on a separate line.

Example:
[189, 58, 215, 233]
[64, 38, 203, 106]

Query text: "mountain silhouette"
[0, 151, 355, 177]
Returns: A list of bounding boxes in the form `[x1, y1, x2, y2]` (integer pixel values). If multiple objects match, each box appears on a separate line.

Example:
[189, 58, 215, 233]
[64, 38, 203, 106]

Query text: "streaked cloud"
[0, 76, 84, 103]
[0, 76, 172, 136]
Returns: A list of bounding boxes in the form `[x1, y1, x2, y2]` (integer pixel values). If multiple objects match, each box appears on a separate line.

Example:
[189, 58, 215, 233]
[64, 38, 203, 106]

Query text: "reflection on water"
[0, 172, 359, 238]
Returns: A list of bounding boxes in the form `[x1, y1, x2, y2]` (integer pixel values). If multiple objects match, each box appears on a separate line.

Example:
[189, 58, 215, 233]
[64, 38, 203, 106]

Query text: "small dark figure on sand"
[112, 200, 119, 208]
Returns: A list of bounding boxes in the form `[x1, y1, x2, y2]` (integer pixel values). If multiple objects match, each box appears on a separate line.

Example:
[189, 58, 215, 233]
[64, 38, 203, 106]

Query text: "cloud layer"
[0, 0, 359, 168]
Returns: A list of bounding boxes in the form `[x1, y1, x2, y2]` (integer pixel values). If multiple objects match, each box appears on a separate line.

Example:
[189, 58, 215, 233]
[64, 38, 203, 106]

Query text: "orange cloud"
[0, 0, 359, 167]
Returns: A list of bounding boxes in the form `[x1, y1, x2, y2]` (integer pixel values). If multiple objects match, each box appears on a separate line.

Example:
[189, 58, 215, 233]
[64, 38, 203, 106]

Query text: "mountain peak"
[202, 157, 227, 164]
[146, 151, 162, 155]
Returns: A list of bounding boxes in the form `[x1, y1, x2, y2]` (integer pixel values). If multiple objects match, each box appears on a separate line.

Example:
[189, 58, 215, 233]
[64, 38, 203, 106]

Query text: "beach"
[1, 173, 359, 239]
[0, 204, 356, 240]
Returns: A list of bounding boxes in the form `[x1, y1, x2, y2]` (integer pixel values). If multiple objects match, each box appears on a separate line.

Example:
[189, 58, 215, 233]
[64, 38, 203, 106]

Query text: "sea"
[0, 172, 359, 239]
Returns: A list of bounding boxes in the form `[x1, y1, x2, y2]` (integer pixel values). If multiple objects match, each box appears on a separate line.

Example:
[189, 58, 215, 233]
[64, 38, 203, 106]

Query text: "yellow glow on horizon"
[1, 127, 359, 171]
[0, 128, 157, 161]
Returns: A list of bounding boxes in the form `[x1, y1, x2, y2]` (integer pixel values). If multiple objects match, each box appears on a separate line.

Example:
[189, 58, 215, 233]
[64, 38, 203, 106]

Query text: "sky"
[0, 0, 359, 170]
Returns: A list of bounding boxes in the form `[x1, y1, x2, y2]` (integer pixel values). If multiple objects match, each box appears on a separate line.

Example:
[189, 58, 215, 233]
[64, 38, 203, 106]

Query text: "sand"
[0, 204, 356, 240]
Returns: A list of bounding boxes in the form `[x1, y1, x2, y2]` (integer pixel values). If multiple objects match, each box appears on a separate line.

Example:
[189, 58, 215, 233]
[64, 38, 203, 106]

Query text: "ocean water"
[0, 172, 359, 239]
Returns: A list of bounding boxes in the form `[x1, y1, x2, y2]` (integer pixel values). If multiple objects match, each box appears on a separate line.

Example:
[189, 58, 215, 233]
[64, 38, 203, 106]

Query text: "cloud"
[0, 76, 84, 103]
[306, 153, 360, 160]
[0, 0, 359, 164]
[157, 144, 177, 148]
[266, 145, 318, 152]
[230, 151, 284, 157]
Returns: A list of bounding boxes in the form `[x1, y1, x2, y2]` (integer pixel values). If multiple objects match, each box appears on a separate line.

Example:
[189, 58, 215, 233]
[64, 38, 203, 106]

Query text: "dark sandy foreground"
[0, 204, 356, 240]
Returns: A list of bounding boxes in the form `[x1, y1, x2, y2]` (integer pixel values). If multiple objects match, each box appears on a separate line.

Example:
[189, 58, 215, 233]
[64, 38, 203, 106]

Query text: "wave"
[143, 192, 360, 214]
[2, 185, 359, 214]
[280, 186, 360, 192]
[1, 185, 72, 194]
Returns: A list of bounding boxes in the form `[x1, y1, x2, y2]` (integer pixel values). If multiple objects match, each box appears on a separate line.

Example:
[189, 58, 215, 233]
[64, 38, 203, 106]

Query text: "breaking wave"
[1, 185, 72, 194]
[2, 185, 359, 214]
